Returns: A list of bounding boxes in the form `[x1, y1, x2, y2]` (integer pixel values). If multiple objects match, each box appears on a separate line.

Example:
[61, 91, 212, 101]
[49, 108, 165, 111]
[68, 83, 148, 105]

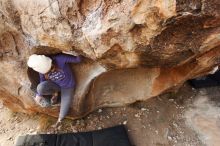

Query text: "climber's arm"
[55, 54, 81, 64]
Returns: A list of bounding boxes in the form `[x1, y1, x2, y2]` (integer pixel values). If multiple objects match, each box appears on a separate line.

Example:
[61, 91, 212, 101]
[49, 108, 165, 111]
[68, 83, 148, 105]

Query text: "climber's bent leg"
[37, 81, 60, 95]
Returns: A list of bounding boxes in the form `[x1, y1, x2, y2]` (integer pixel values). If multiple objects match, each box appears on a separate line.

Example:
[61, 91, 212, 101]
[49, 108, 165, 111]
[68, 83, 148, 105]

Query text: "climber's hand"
[62, 50, 79, 56]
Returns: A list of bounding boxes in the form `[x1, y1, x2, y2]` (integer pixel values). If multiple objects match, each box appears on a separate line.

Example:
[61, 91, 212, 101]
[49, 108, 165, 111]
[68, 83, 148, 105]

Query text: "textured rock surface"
[0, 0, 220, 119]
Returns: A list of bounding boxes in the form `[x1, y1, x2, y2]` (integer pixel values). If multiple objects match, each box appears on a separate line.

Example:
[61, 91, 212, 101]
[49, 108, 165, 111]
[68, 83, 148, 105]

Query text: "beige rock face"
[0, 0, 220, 119]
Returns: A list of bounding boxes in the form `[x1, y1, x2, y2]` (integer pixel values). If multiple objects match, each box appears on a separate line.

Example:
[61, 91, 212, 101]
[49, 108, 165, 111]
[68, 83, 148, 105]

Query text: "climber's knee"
[37, 81, 60, 95]
[37, 82, 47, 95]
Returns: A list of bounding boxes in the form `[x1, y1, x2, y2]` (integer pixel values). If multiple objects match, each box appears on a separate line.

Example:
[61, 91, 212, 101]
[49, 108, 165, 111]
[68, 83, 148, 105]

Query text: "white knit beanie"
[27, 54, 52, 74]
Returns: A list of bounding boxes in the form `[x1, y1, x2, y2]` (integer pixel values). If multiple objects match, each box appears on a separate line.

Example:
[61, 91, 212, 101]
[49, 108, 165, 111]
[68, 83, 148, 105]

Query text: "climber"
[27, 53, 81, 126]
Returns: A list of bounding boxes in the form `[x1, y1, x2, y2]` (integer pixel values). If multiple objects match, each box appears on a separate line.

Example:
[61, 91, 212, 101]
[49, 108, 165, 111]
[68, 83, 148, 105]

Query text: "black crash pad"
[189, 70, 220, 88]
[15, 125, 132, 146]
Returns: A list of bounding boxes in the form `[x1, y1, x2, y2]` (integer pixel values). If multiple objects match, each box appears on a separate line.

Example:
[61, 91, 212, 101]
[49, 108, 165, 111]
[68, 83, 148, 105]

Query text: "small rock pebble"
[168, 136, 172, 141]
[123, 121, 127, 125]
[134, 113, 141, 118]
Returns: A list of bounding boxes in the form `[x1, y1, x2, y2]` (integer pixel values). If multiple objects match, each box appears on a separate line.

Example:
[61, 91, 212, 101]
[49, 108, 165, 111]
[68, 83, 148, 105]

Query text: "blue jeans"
[37, 81, 74, 121]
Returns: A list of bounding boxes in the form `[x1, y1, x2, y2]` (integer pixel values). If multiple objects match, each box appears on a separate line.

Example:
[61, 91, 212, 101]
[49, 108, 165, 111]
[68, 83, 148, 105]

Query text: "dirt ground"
[1, 83, 220, 146]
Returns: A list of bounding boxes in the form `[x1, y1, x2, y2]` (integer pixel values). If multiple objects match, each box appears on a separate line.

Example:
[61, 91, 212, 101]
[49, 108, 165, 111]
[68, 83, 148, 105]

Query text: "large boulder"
[0, 0, 220, 119]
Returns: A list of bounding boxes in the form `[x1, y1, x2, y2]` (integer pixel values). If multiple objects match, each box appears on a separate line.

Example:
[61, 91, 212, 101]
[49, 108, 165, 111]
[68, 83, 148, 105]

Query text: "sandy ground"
[1, 83, 220, 146]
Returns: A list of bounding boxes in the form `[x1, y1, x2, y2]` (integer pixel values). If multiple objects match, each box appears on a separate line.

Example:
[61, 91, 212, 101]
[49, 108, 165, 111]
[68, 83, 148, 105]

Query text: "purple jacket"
[39, 54, 81, 91]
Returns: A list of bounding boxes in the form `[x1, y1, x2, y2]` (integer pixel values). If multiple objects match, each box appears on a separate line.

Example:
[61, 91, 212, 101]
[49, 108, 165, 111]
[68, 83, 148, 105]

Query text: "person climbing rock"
[27, 53, 81, 126]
